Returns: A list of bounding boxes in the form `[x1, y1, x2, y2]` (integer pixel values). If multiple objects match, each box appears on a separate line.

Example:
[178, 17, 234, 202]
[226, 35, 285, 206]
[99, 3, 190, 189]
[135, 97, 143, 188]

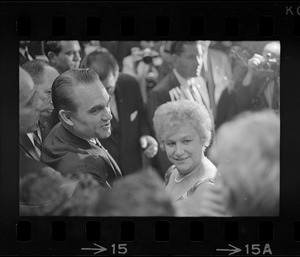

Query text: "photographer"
[122, 41, 163, 103]
[215, 41, 280, 130]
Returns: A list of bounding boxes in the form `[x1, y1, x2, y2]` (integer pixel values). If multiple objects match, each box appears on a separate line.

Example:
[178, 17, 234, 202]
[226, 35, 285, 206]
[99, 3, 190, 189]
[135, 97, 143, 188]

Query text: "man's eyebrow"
[89, 104, 105, 112]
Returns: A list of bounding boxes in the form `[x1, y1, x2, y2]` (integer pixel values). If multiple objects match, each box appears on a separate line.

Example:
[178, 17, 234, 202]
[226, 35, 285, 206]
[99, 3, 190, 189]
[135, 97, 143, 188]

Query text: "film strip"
[1, 1, 300, 256]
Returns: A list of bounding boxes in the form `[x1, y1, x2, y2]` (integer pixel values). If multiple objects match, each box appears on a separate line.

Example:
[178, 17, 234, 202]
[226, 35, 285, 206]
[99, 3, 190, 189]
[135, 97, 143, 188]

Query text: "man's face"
[36, 66, 59, 115]
[102, 72, 118, 96]
[69, 82, 113, 140]
[52, 41, 81, 74]
[174, 43, 203, 79]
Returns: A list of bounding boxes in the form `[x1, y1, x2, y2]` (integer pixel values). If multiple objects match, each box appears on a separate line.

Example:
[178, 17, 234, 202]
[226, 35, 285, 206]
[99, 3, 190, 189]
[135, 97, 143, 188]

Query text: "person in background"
[43, 40, 81, 74]
[41, 69, 122, 187]
[122, 41, 162, 103]
[19, 41, 35, 65]
[21, 60, 60, 161]
[81, 50, 158, 176]
[19, 67, 76, 215]
[209, 110, 280, 216]
[215, 41, 280, 130]
[153, 100, 220, 216]
[148, 41, 212, 176]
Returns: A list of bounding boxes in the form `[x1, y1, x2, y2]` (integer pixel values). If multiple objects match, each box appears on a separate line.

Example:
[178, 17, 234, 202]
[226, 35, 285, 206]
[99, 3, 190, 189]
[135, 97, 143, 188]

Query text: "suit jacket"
[39, 111, 60, 141]
[147, 70, 180, 123]
[100, 73, 151, 176]
[19, 51, 35, 66]
[147, 71, 180, 176]
[20, 134, 40, 161]
[41, 123, 122, 187]
[19, 111, 60, 161]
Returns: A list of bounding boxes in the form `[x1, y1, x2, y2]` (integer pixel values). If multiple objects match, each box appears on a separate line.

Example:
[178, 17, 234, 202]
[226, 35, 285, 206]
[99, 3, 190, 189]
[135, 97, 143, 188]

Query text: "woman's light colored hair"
[153, 99, 213, 150]
[211, 110, 280, 216]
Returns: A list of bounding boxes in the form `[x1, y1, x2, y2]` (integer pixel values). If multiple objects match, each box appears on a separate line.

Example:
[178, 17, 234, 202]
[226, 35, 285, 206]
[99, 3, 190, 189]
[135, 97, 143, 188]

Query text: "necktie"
[32, 130, 42, 158]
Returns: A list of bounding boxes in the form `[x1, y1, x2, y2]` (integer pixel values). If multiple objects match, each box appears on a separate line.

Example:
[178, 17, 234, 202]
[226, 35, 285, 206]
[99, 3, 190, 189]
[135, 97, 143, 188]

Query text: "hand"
[140, 135, 158, 158]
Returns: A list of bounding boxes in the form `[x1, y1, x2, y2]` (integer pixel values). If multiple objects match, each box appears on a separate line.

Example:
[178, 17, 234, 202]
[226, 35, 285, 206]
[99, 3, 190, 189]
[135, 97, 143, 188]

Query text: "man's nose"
[102, 106, 113, 120]
[74, 52, 81, 62]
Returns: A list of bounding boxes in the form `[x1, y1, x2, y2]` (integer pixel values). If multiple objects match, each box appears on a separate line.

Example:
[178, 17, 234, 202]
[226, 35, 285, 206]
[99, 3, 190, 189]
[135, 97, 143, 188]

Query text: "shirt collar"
[173, 68, 192, 88]
[19, 46, 28, 56]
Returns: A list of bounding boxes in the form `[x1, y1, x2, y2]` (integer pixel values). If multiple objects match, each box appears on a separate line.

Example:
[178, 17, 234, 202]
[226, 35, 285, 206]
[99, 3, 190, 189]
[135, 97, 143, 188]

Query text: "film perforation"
[120, 221, 135, 241]
[51, 221, 66, 241]
[259, 16, 274, 37]
[224, 221, 239, 241]
[190, 16, 205, 36]
[85, 221, 101, 241]
[155, 220, 169, 242]
[121, 17, 135, 37]
[16, 221, 31, 242]
[189, 221, 204, 241]
[51, 16, 66, 37]
[224, 17, 239, 37]
[293, 221, 300, 241]
[86, 16, 101, 37]
[16, 16, 31, 37]
[155, 16, 169, 37]
[258, 221, 274, 241]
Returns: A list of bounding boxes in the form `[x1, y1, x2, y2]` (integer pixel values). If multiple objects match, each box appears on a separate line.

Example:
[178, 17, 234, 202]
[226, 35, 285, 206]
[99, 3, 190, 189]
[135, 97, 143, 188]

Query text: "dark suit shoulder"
[117, 73, 139, 90]
[151, 71, 177, 94]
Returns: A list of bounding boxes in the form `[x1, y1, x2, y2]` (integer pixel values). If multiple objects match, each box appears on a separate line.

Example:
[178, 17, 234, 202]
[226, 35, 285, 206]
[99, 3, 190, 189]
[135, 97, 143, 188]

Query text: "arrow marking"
[81, 243, 107, 255]
[216, 244, 242, 255]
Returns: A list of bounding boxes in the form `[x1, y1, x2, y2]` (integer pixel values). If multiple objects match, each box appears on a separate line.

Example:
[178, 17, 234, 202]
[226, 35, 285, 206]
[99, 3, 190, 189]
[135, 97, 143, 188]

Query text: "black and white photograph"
[19, 40, 280, 217]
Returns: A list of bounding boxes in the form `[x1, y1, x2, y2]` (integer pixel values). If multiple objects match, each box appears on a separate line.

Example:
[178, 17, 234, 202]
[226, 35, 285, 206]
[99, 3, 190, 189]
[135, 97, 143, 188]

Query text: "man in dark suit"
[41, 69, 122, 187]
[19, 41, 35, 66]
[19, 67, 62, 197]
[81, 50, 158, 176]
[147, 41, 210, 176]
[21, 60, 60, 160]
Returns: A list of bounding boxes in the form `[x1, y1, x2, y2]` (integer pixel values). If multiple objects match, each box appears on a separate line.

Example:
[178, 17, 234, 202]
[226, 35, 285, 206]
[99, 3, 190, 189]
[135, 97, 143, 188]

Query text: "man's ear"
[47, 51, 56, 64]
[59, 110, 74, 126]
[171, 54, 178, 67]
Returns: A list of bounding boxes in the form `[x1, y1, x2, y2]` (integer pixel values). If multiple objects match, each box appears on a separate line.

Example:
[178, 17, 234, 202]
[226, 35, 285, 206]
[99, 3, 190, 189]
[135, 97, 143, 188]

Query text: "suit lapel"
[19, 134, 40, 161]
[95, 139, 122, 179]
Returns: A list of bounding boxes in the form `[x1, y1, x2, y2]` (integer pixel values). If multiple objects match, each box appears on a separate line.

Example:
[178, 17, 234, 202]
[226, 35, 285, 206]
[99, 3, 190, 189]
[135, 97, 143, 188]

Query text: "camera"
[248, 53, 280, 76]
[131, 47, 162, 66]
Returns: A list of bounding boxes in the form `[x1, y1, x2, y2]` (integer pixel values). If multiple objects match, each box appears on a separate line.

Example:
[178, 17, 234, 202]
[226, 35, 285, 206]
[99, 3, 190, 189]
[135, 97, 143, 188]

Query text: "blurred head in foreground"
[211, 110, 280, 216]
[92, 168, 176, 216]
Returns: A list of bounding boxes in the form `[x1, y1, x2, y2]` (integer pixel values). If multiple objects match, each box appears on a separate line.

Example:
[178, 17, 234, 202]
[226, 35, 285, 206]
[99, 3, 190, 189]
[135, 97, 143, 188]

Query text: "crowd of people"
[19, 40, 280, 216]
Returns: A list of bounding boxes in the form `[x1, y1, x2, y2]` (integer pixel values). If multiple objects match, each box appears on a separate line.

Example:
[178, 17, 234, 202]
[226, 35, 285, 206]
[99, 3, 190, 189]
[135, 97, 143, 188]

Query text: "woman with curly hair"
[153, 100, 219, 207]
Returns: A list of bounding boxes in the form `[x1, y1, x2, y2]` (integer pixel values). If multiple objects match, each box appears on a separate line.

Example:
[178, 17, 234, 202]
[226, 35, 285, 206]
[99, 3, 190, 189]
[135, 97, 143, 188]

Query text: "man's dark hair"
[52, 68, 101, 115]
[21, 59, 54, 85]
[170, 41, 200, 56]
[80, 50, 119, 81]
[43, 41, 62, 57]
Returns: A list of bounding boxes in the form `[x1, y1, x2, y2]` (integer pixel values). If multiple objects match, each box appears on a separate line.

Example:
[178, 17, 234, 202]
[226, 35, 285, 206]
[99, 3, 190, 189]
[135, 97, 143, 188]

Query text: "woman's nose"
[174, 143, 184, 156]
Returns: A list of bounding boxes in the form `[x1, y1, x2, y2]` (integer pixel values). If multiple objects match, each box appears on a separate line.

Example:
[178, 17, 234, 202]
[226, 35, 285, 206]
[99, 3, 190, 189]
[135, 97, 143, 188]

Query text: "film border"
[1, 1, 300, 256]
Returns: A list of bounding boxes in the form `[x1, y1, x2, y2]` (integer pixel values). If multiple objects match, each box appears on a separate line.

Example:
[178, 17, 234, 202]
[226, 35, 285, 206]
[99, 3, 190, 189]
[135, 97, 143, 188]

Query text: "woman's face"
[164, 122, 204, 175]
